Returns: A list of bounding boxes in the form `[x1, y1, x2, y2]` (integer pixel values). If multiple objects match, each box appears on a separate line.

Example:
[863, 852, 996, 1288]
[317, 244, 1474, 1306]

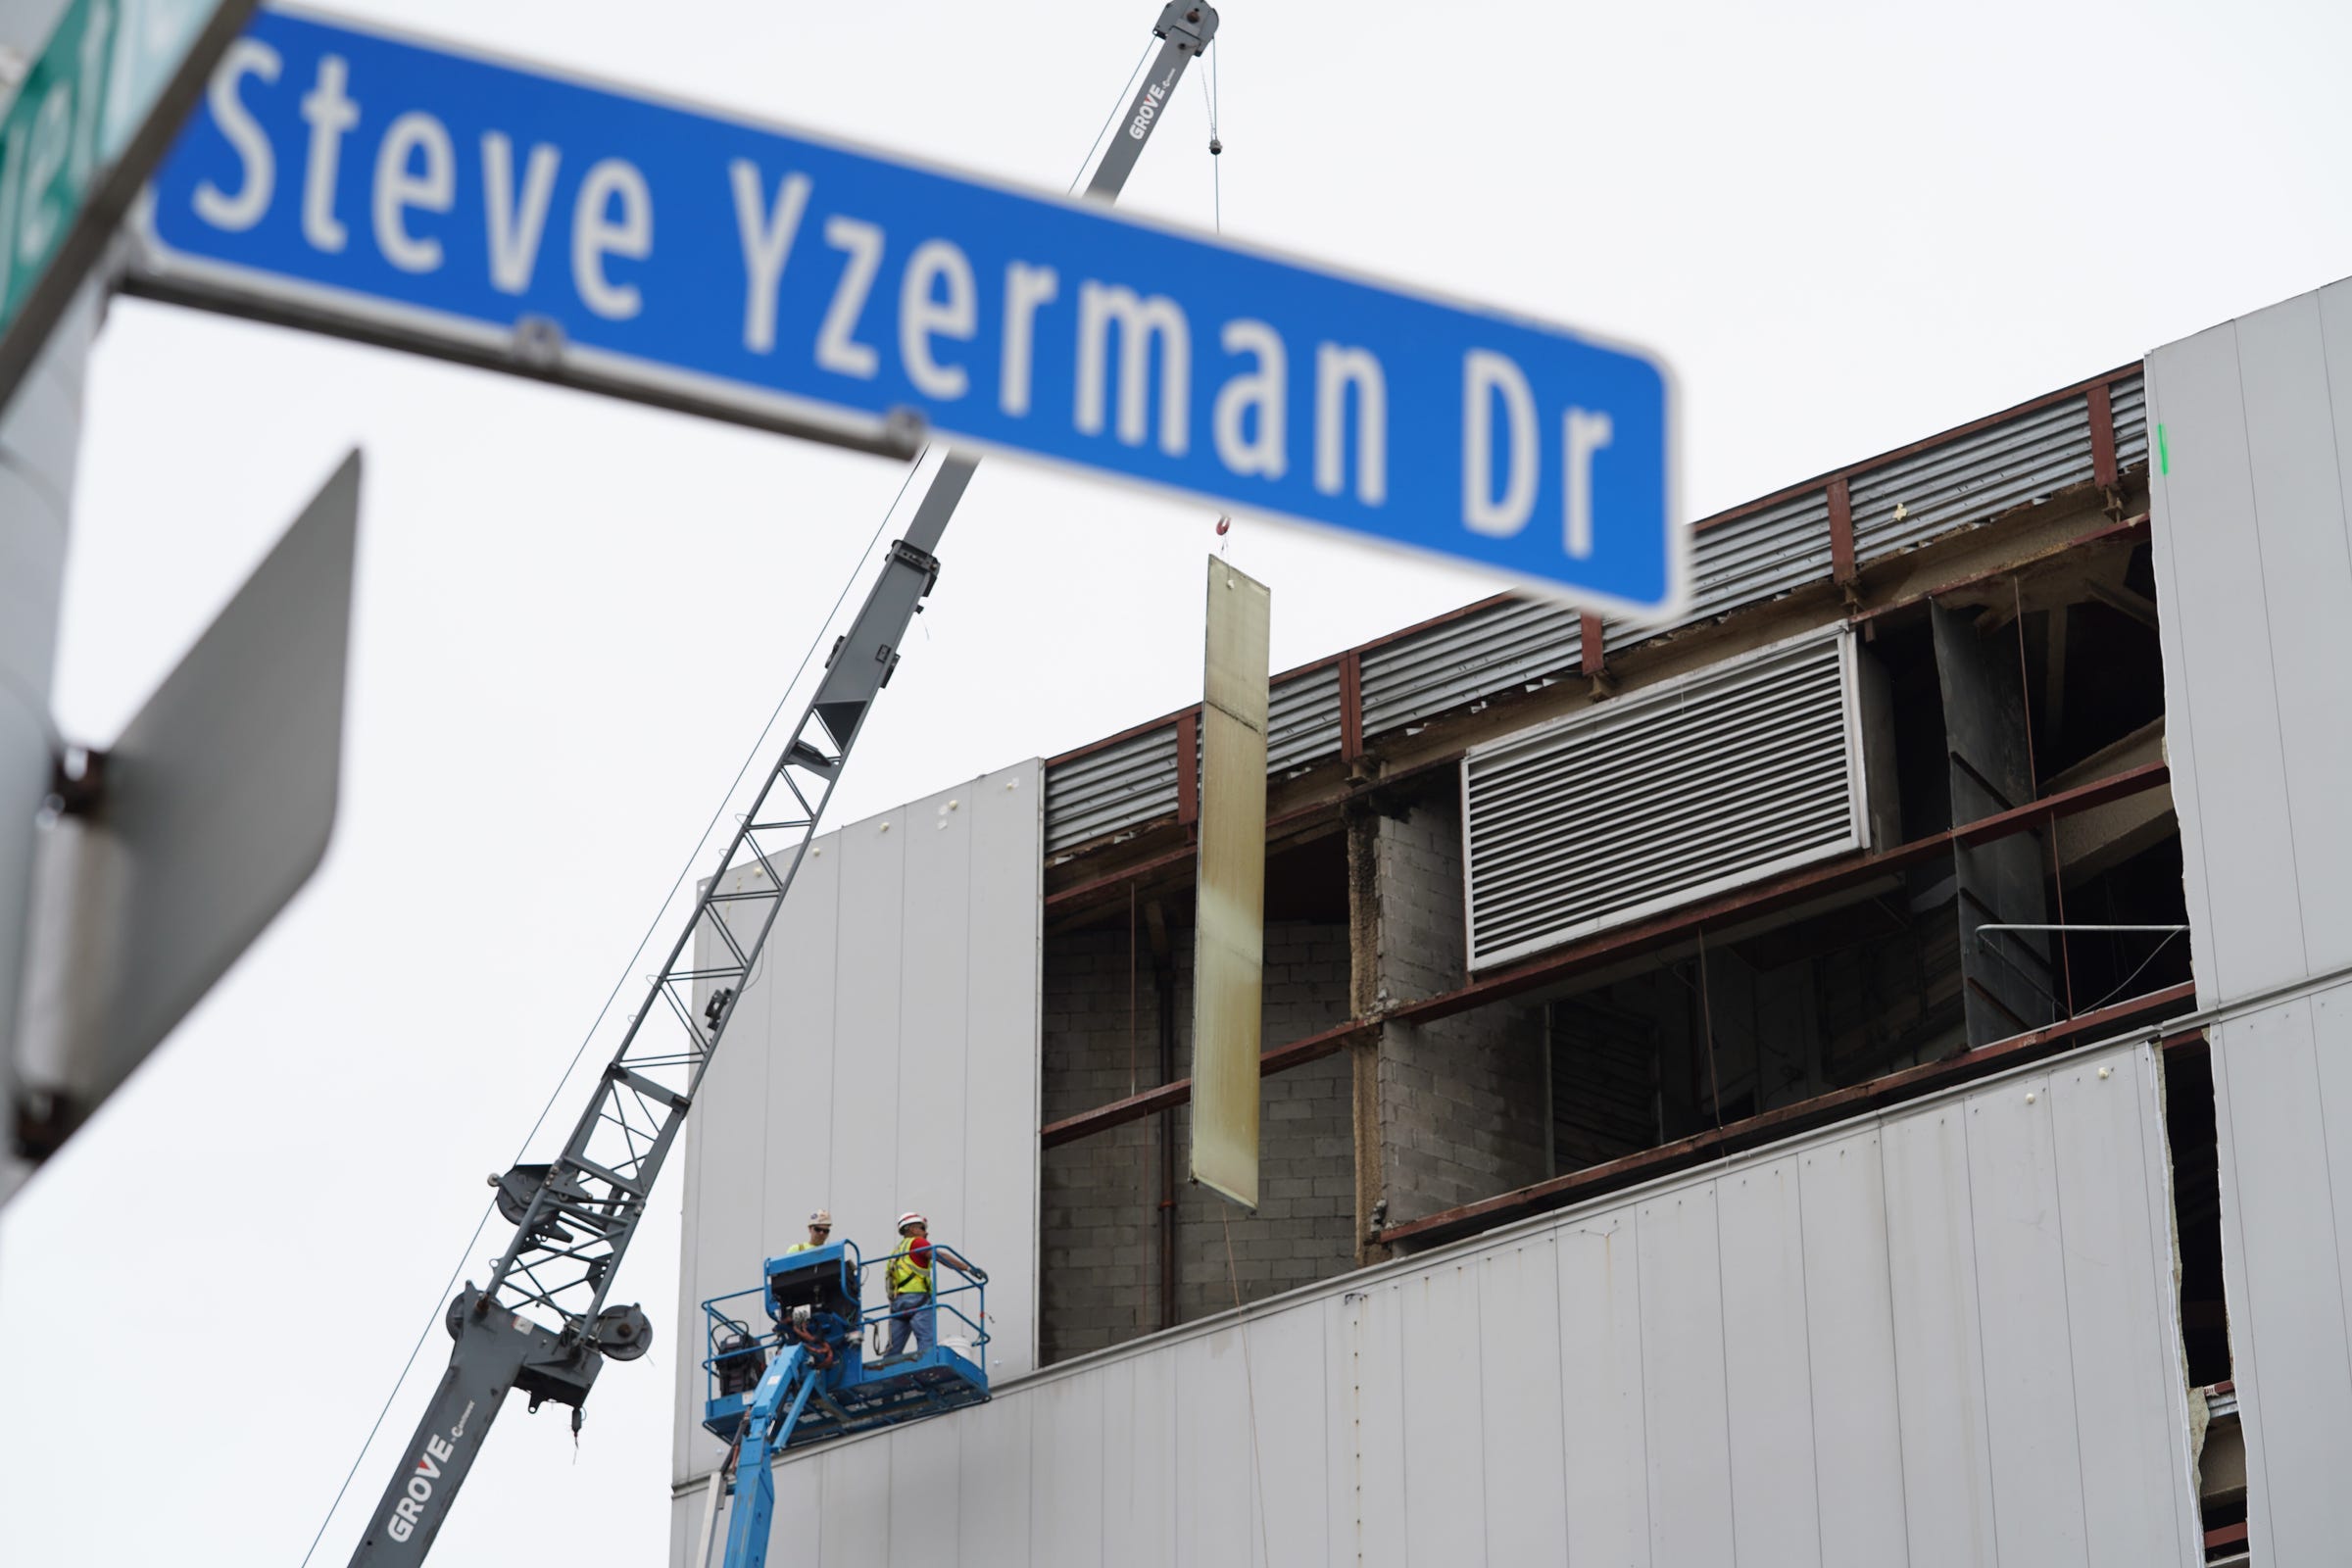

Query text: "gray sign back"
[32, 450, 358, 1145]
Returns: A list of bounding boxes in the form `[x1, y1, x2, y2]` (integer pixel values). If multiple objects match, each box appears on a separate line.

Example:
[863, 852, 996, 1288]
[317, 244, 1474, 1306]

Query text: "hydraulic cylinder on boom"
[345, 9, 1217, 1565]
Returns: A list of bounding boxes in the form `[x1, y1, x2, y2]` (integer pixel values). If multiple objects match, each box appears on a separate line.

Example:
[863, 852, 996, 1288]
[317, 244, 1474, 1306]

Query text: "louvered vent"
[1463, 630, 1870, 969]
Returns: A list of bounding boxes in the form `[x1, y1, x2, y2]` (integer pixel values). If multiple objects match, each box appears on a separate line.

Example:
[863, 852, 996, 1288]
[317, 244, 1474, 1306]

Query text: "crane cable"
[295, 459, 929, 1568]
[298, 37, 1206, 1564]
[1201, 41, 1235, 557]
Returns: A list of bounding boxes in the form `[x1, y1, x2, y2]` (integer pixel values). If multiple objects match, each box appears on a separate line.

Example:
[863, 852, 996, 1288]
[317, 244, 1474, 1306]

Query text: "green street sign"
[0, 0, 257, 409]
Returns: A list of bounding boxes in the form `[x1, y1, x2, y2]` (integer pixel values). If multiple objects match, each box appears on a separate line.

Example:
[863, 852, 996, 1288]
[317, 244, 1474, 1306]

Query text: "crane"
[347, 8, 1218, 1564]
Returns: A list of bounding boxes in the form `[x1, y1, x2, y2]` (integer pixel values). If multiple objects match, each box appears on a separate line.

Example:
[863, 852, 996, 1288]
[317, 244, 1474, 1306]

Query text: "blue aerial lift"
[695, 1240, 992, 1568]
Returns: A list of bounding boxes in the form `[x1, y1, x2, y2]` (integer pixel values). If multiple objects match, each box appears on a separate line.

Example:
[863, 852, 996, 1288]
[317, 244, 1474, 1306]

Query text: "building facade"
[671, 276, 2352, 1566]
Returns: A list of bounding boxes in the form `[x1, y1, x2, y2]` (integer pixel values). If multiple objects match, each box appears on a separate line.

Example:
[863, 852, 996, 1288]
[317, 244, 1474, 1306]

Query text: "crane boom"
[347, 9, 1217, 1564]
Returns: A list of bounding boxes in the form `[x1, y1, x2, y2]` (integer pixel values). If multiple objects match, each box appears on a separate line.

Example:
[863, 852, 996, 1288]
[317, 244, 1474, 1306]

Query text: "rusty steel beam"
[1041, 1020, 1368, 1149]
[1372, 979, 2196, 1250]
[1040, 760, 2174, 1151]
[2087, 381, 2119, 491]
[1339, 649, 1365, 763]
[1828, 476, 1857, 585]
[1852, 514, 2150, 625]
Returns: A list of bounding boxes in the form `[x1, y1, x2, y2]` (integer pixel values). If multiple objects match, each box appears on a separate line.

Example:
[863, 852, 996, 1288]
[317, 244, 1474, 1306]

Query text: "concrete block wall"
[1373, 795, 1549, 1222]
[1039, 920, 1353, 1362]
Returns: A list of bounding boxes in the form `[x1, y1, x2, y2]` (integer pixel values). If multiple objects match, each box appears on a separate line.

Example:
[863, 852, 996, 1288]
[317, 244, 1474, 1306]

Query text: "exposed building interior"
[1026, 366, 2242, 1549]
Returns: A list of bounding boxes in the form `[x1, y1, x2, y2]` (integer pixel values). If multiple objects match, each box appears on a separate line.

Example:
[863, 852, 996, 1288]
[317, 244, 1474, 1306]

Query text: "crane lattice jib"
[347, 8, 1217, 1565]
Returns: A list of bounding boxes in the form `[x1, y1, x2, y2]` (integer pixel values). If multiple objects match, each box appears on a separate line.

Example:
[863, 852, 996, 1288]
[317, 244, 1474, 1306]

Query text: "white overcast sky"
[3, 2, 2349, 1564]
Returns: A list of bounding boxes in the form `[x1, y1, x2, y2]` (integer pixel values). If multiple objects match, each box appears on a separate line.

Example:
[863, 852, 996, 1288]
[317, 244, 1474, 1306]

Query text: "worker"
[783, 1209, 831, 1254]
[883, 1211, 982, 1357]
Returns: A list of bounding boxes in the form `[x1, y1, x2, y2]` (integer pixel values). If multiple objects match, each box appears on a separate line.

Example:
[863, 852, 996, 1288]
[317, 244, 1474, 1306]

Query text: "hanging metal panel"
[1604, 487, 1838, 657]
[1044, 725, 1179, 853]
[1850, 396, 2096, 560]
[1462, 629, 1867, 969]
[1359, 599, 1582, 736]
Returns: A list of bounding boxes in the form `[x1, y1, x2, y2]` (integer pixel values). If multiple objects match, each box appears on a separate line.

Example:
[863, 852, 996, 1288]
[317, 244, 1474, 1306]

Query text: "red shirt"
[907, 1238, 933, 1268]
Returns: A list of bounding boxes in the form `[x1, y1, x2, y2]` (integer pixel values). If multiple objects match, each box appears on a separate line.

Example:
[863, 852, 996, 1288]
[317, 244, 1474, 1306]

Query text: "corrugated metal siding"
[2112, 370, 2148, 470]
[1266, 663, 1342, 774]
[2148, 280, 2352, 1561]
[1044, 372, 2144, 857]
[672, 1036, 2200, 1568]
[1044, 726, 1177, 853]
[672, 763, 1045, 1489]
[1849, 395, 2095, 559]
[1463, 631, 1863, 969]
[1358, 598, 1581, 735]
[1604, 487, 1836, 656]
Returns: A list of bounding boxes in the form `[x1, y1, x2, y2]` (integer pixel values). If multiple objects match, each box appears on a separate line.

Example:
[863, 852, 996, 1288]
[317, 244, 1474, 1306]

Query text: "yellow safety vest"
[886, 1241, 934, 1298]
[782, 1243, 814, 1255]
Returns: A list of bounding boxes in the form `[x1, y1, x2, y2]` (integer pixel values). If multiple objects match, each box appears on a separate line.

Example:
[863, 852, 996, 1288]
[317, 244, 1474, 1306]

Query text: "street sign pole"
[0, 0, 262, 415]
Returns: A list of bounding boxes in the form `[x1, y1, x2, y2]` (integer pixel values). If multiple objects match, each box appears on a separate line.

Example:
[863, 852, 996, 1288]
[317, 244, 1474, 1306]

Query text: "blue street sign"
[141, 9, 1681, 611]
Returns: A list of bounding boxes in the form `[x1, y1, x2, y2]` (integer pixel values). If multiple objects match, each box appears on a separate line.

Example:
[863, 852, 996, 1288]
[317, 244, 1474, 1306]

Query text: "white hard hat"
[897, 1211, 927, 1234]
[808, 1209, 831, 1227]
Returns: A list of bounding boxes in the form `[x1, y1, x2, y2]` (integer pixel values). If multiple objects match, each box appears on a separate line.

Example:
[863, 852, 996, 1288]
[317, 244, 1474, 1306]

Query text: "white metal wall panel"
[954, 1388, 1031, 1562]
[1964, 1071, 2091, 1566]
[1880, 1099, 2000, 1568]
[1463, 629, 1866, 968]
[965, 767, 1044, 1374]
[816, 1440, 890, 1568]
[829, 812, 906, 1260]
[2209, 990, 2352, 1562]
[1101, 1354, 1178, 1568]
[1320, 1293, 1359, 1568]
[2046, 1054, 2200, 1567]
[672, 763, 1045, 1500]
[896, 787, 972, 1296]
[1475, 1241, 1571, 1565]
[672, 1037, 2195, 1568]
[1349, 1283, 1410, 1568]
[1030, 1374, 1104, 1568]
[1175, 1328, 1255, 1568]
[2146, 310, 2316, 1004]
[1556, 1209, 1652, 1567]
[2148, 281, 2352, 1566]
[2232, 297, 2352, 973]
[1717, 1156, 1825, 1568]
[1637, 1183, 1739, 1564]
[885, 1420, 958, 1568]
[1245, 1305, 1331, 1568]
[1796, 1130, 1912, 1567]
[1398, 1264, 1487, 1568]
[759, 843, 839, 1285]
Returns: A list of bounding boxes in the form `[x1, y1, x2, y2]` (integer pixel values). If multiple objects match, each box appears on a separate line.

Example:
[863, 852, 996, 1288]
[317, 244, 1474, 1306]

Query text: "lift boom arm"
[347, 9, 1217, 1564]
